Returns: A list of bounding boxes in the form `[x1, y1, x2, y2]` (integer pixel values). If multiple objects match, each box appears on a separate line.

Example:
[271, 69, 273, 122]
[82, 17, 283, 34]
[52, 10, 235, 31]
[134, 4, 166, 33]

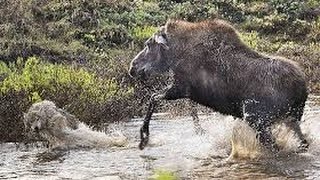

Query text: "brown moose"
[129, 19, 309, 153]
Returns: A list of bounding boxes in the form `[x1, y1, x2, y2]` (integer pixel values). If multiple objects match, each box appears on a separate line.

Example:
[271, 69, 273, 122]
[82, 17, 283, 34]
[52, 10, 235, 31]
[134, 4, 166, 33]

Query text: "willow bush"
[0, 0, 319, 142]
[0, 57, 134, 142]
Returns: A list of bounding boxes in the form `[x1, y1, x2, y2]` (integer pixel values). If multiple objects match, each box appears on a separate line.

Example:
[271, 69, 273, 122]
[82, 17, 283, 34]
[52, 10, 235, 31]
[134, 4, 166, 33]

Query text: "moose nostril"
[34, 126, 40, 133]
[129, 67, 136, 77]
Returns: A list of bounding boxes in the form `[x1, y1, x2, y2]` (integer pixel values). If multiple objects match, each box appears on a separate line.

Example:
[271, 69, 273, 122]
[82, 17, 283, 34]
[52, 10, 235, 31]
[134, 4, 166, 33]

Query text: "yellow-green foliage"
[131, 26, 158, 41]
[0, 61, 11, 75]
[30, 91, 42, 103]
[240, 32, 260, 50]
[0, 57, 133, 102]
[150, 170, 178, 180]
[239, 31, 282, 53]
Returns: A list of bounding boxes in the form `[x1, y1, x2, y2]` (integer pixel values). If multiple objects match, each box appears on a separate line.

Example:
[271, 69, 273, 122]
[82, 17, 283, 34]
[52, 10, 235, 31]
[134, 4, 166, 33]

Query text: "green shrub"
[1, 57, 132, 101]
[1, 0, 320, 143]
[130, 26, 158, 43]
[276, 42, 320, 93]
[0, 57, 135, 142]
[308, 18, 320, 42]
[239, 31, 282, 53]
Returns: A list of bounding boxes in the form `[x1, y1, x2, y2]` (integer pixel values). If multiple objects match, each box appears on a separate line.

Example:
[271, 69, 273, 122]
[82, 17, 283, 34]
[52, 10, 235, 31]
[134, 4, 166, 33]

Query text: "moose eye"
[144, 37, 155, 48]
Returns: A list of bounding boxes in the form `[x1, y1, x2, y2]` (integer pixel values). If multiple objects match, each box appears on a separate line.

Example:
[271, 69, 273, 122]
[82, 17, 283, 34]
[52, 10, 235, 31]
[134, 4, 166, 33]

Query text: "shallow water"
[1, 99, 320, 179]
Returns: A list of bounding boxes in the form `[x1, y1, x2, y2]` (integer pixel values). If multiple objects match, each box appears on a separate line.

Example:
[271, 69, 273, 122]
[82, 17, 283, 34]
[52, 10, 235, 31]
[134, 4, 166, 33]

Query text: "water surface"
[1, 99, 320, 179]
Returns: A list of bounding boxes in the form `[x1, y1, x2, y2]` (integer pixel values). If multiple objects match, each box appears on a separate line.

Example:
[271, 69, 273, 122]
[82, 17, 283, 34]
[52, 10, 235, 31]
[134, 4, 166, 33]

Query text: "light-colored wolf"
[24, 100, 127, 149]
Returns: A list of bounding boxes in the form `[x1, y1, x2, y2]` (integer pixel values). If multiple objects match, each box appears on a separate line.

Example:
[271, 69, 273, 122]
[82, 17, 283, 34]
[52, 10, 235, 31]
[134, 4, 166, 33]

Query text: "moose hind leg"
[189, 100, 205, 134]
[286, 120, 309, 152]
[243, 101, 279, 153]
[244, 114, 279, 153]
[250, 120, 279, 153]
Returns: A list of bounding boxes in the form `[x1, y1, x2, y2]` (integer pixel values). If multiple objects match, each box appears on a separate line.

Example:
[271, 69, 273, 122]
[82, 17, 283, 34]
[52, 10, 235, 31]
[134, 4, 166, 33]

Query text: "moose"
[129, 19, 309, 153]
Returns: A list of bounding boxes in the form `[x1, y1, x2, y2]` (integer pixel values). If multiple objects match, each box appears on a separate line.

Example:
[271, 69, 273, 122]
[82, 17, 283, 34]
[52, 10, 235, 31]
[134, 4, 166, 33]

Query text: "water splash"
[62, 123, 128, 149]
[222, 112, 320, 160]
[229, 120, 261, 160]
[1, 102, 320, 179]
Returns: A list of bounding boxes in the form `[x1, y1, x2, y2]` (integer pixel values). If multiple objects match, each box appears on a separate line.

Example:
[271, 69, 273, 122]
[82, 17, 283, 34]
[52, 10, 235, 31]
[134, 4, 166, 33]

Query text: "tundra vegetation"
[0, 0, 319, 142]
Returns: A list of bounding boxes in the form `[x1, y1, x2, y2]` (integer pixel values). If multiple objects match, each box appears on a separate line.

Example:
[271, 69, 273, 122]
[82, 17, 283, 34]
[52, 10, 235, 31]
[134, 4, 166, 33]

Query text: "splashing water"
[229, 120, 261, 160]
[229, 119, 309, 160]
[58, 122, 128, 149]
[0, 101, 320, 179]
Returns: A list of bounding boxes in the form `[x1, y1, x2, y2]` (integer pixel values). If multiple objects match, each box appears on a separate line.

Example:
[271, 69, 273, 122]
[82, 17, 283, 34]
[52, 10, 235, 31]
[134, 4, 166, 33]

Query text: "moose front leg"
[139, 83, 188, 150]
[139, 93, 157, 150]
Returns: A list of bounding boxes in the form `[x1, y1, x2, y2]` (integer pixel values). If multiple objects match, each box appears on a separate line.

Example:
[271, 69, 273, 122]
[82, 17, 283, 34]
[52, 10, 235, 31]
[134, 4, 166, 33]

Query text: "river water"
[1, 98, 320, 179]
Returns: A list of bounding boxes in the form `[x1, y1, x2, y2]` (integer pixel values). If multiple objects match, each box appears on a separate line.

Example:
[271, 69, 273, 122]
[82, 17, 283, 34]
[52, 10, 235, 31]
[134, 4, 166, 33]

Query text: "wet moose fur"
[129, 19, 309, 152]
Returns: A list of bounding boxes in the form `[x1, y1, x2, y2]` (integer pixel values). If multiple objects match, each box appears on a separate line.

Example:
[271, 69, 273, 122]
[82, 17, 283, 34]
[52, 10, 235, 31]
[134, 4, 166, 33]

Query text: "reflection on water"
[0, 100, 320, 179]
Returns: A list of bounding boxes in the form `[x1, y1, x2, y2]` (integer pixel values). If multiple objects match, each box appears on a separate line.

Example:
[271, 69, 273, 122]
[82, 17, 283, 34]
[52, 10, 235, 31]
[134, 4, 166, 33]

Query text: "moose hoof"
[195, 127, 206, 135]
[297, 141, 309, 153]
[151, 93, 164, 101]
[139, 137, 149, 150]
[269, 143, 280, 154]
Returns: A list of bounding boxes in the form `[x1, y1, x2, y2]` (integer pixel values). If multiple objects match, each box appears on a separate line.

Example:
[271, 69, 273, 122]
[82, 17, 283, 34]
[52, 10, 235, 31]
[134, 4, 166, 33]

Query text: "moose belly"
[190, 87, 243, 118]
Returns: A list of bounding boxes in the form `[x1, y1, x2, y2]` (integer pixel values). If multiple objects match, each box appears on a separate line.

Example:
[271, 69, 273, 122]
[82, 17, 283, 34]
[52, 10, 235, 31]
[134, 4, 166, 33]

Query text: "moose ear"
[155, 34, 169, 50]
[159, 26, 166, 34]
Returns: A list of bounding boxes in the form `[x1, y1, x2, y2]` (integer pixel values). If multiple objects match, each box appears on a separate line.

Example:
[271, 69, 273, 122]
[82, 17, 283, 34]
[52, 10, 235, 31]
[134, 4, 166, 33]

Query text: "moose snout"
[31, 121, 42, 133]
[31, 125, 40, 133]
[34, 126, 40, 133]
[128, 66, 137, 77]
[129, 66, 147, 80]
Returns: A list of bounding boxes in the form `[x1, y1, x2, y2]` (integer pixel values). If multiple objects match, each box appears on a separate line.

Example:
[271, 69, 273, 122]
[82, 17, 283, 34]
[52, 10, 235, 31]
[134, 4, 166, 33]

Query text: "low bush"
[0, 57, 135, 142]
[276, 42, 320, 94]
[0, 0, 319, 142]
